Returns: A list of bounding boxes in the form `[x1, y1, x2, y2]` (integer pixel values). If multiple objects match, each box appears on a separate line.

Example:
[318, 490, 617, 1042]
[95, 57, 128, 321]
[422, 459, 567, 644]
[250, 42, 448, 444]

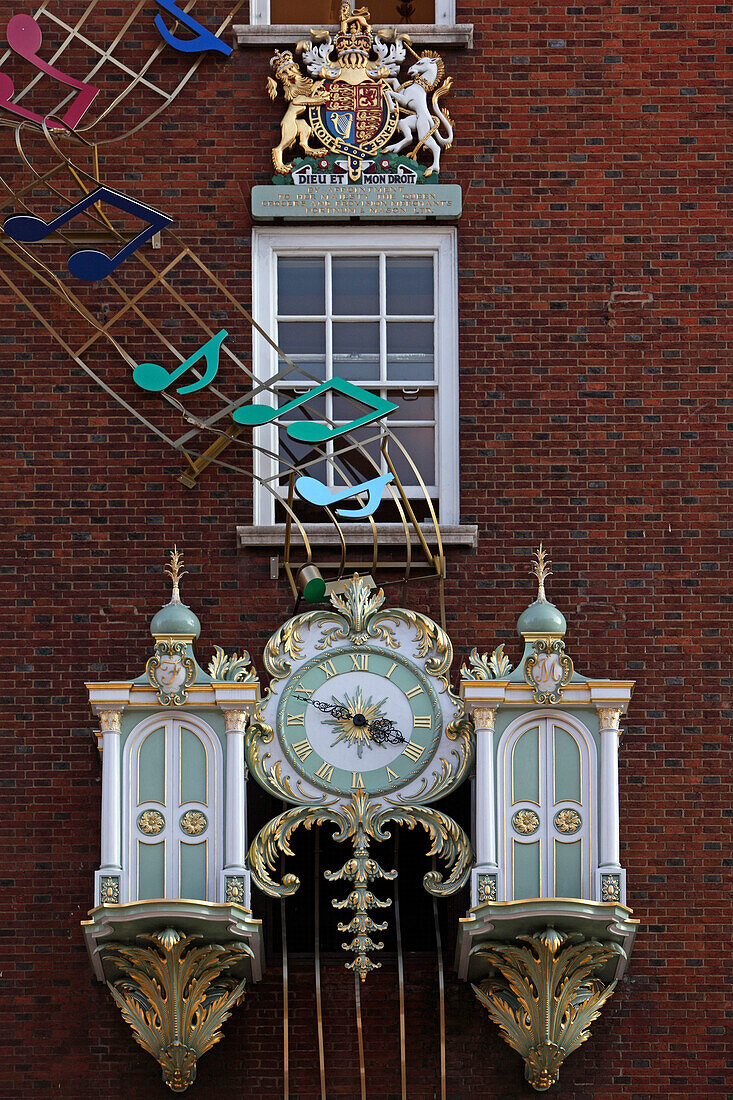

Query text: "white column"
[598, 708, 622, 870]
[473, 707, 498, 868]
[98, 710, 123, 871]
[223, 710, 248, 869]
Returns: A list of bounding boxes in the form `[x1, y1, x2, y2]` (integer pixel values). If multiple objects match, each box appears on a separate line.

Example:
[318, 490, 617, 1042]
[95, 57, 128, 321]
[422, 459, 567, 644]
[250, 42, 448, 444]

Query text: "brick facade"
[1, 1, 730, 1095]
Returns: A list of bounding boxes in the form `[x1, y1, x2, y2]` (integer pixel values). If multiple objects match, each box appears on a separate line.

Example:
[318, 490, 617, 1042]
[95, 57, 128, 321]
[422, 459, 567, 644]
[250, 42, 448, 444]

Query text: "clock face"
[277, 645, 443, 796]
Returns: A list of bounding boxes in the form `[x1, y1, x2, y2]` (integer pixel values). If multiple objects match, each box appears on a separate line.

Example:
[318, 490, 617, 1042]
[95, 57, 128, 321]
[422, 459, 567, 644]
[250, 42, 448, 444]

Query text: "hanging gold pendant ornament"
[246, 574, 474, 980]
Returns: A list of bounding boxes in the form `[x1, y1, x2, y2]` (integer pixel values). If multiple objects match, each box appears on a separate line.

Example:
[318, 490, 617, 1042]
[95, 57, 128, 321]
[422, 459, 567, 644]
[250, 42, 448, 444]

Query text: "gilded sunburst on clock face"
[324, 686, 388, 758]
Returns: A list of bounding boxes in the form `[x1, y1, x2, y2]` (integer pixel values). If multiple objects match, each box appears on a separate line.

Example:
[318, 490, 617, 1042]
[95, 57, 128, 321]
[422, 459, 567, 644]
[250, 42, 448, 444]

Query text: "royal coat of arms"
[267, 4, 454, 183]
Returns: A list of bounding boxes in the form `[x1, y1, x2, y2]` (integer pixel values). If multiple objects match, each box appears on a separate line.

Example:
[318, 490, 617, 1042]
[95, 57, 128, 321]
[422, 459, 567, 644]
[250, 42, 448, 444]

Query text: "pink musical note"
[0, 14, 99, 131]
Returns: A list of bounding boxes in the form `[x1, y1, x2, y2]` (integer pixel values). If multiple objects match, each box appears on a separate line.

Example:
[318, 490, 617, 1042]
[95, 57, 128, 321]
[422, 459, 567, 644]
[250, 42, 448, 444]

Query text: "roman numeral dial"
[276, 646, 442, 797]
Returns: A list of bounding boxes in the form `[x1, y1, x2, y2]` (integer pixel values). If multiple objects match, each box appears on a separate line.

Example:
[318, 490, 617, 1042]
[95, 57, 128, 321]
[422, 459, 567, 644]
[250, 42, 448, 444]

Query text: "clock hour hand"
[367, 718, 406, 746]
[295, 694, 350, 720]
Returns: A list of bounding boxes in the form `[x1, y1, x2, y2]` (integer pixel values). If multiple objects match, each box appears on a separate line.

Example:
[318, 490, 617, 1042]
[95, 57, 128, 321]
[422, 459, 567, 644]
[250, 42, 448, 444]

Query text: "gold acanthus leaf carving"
[102, 928, 252, 1093]
[472, 929, 625, 1092]
[247, 789, 472, 981]
[260, 575, 455, 690]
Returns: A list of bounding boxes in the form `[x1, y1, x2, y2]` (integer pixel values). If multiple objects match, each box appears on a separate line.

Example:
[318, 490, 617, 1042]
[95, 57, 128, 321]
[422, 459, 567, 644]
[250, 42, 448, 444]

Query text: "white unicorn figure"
[385, 52, 453, 177]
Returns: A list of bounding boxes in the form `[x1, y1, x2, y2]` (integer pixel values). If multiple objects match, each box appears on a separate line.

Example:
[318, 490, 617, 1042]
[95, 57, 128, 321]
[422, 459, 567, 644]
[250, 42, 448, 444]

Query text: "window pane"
[270, 0, 436, 22]
[332, 388, 384, 423]
[332, 257, 380, 315]
[386, 257, 434, 315]
[270, 0, 342, 21]
[332, 430, 383, 486]
[388, 427, 436, 485]
[365, 0, 436, 24]
[333, 322, 380, 381]
[277, 321, 326, 381]
[277, 389, 328, 422]
[278, 257, 325, 316]
[386, 391, 435, 420]
[279, 431, 328, 486]
[386, 321, 434, 381]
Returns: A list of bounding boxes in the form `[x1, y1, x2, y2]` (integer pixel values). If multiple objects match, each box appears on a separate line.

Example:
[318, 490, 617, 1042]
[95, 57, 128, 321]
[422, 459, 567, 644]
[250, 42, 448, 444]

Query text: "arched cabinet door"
[123, 714, 223, 903]
[498, 713, 597, 902]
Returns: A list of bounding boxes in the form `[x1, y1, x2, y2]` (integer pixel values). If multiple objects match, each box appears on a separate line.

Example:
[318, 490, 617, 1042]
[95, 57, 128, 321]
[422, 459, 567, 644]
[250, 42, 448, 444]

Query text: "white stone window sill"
[232, 24, 473, 49]
[237, 523, 478, 550]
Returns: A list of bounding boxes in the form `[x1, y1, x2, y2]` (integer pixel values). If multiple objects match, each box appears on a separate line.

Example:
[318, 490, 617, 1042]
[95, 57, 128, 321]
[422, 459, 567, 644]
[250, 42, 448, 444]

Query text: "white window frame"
[251, 225, 459, 526]
[249, 0, 455, 27]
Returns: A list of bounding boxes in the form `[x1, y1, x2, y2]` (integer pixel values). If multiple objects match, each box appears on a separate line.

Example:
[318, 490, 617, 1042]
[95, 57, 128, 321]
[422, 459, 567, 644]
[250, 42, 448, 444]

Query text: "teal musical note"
[132, 329, 227, 394]
[3, 186, 173, 281]
[295, 474, 393, 518]
[232, 377, 398, 444]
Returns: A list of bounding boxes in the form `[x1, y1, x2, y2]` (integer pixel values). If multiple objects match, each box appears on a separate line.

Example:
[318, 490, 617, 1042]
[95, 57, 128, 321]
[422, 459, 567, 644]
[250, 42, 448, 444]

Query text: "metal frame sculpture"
[0, 122, 447, 614]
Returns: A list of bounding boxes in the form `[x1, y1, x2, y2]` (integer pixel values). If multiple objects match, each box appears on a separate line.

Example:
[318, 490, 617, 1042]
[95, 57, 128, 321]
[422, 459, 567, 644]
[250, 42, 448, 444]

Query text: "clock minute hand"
[295, 694, 350, 720]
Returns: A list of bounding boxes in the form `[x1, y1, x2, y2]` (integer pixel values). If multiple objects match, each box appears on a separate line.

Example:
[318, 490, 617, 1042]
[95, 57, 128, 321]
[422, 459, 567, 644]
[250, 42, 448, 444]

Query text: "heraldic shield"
[309, 81, 398, 180]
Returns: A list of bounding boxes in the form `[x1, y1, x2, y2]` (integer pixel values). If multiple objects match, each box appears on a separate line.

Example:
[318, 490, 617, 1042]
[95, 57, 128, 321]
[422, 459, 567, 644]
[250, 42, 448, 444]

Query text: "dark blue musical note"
[2, 186, 173, 281]
[154, 0, 233, 55]
[133, 329, 227, 394]
[295, 474, 394, 518]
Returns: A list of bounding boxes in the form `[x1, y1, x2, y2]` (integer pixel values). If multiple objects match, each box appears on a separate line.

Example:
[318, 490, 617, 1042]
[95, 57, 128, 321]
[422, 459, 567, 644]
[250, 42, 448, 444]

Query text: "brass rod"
[394, 835, 407, 1100]
[177, 426, 245, 487]
[354, 973, 367, 1100]
[433, 872, 447, 1100]
[314, 841, 327, 1100]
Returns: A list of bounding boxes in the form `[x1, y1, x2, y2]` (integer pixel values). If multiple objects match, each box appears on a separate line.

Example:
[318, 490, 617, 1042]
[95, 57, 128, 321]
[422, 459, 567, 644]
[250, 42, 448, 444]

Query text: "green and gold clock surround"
[245, 574, 475, 980]
[278, 645, 443, 797]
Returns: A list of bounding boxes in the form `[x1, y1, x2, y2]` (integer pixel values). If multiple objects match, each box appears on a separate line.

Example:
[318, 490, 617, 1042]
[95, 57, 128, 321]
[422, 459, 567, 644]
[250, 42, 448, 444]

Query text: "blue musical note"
[133, 329, 227, 394]
[295, 474, 394, 518]
[154, 0, 232, 55]
[233, 377, 398, 444]
[2, 186, 173, 281]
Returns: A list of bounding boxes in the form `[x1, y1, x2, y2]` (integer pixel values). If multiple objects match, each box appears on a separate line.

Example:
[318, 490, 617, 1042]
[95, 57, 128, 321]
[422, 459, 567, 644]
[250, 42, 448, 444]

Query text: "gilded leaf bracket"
[471, 928, 625, 1091]
[247, 789, 472, 981]
[100, 928, 252, 1093]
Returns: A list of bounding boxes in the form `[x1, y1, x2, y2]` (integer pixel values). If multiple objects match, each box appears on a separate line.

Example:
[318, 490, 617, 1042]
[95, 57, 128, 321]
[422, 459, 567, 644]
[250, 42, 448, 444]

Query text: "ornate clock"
[246, 574, 475, 979]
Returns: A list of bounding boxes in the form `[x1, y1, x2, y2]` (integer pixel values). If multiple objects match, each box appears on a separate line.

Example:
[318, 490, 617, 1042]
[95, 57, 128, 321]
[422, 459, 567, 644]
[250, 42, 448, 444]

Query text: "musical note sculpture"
[233, 377, 398, 444]
[0, 13, 100, 130]
[295, 473, 394, 518]
[153, 0, 233, 55]
[3, 186, 173, 281]
[133, 330, 228, 394]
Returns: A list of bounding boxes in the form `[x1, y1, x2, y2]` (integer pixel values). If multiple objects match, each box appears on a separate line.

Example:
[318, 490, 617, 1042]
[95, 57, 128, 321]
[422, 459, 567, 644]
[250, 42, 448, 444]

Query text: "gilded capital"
[98, 710, 123, 733]
[471, 706, 498, 731]
[224, 709, 250, 733]
[598, 708, 623, 731]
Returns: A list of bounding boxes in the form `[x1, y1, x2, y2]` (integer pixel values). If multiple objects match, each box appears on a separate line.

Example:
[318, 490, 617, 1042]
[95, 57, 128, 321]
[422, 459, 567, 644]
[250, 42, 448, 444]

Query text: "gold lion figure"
[267, 50, 329, 174]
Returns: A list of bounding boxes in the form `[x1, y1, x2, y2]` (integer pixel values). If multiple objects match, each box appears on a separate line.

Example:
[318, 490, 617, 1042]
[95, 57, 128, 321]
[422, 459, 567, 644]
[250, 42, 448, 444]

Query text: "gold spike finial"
[164, 545, 187, 604]
[531, 544, 551, 602]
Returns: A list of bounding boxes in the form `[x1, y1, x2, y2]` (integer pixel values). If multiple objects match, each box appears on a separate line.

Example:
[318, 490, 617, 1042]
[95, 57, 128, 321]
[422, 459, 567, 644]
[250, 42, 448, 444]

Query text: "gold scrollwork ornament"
[472, 928, 625, 1091]
[102, 928, 252, 1093]
[146, 640, 196, 707]
[524, 639, 574, 705]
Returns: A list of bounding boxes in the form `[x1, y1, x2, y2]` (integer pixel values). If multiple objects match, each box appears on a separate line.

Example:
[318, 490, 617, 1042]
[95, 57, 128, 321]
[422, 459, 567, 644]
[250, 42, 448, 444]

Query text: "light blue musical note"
[233, 377, 398, 444]
[132, 329, 227, 394]
[2, 186, 173, 281]
[154, 0, 233, 55]
[295, 474, 394, 518]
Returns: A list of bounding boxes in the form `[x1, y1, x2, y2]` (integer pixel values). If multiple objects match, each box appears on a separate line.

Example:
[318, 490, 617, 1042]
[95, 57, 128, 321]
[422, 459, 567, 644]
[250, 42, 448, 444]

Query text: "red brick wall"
[1, 0, 730, 1095]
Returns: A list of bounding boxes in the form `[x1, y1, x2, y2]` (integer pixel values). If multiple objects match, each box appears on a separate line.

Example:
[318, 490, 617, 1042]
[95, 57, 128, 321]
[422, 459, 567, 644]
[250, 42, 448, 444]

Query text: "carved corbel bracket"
[99, 927, 252, 1093]
[471, 927, 624, 1091]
